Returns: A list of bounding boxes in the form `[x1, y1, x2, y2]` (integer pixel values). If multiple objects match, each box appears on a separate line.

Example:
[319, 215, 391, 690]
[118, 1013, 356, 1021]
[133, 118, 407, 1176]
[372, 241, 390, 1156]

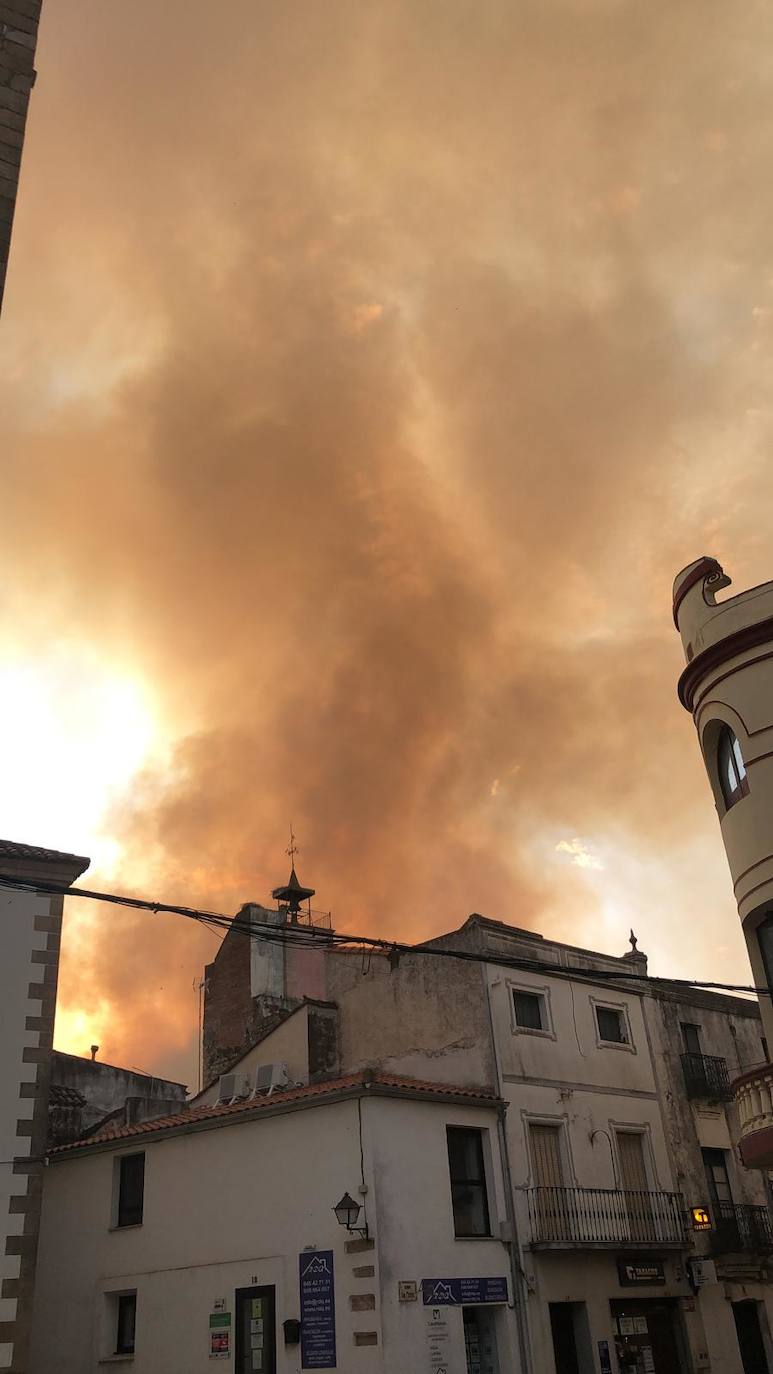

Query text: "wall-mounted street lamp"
[333, 1192, 369, 1239]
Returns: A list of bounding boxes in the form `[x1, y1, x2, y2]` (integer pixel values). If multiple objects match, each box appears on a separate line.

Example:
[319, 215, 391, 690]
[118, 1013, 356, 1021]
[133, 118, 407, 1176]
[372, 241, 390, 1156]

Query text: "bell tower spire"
[271, 824, 316, 921]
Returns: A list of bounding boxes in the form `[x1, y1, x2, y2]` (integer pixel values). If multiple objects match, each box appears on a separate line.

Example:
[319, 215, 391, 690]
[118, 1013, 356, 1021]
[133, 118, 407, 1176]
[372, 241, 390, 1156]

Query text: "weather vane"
[286, 823, 299, 866]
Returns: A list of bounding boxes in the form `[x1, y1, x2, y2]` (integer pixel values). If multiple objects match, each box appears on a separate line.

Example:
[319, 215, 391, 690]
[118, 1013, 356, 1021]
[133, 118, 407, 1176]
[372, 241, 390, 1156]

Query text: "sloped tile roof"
[52, 1071, 501, 1155]
[0, 837, 90, 867]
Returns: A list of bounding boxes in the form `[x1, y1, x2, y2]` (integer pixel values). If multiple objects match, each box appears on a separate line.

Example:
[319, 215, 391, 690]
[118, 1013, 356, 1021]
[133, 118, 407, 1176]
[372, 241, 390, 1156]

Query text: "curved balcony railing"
[526, 1187, 686, 1247]
[732, 1062, 773, 1168]
[681, 1053, 731, 1101]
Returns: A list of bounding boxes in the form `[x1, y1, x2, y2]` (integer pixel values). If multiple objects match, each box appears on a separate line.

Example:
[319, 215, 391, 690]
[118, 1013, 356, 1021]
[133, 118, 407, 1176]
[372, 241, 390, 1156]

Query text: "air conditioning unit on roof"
[216, 1072, 239, 1104]
[252, 1063, 290, 1097]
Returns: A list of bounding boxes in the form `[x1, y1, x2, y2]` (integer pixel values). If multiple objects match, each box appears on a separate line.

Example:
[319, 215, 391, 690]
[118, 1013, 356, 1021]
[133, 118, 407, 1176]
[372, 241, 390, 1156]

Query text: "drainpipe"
[485, 976, 534, 1374]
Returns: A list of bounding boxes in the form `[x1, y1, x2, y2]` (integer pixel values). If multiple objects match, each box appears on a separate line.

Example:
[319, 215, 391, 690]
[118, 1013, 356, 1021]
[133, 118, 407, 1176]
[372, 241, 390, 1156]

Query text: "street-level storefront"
[611, 1297, 686, 1374]
[531, 1249, 702, 1374]
[690, 1258, 773, 1374]
[420, 1275, 512, 1374]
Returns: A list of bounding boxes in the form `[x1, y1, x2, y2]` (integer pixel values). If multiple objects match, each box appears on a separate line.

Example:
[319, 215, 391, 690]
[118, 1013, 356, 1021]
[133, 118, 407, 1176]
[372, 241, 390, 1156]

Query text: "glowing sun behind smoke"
[0, 642, 160, 1057]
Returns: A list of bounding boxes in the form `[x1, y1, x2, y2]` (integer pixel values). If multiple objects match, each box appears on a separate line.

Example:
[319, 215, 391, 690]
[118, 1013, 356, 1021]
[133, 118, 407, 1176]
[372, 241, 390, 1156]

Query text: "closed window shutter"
[530, 1124, 563, 1187]
[617, 1132, 648, 1193]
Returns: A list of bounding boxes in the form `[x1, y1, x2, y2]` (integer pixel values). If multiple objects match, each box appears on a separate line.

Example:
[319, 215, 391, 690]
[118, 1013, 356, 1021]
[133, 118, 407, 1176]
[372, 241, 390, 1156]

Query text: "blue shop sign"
[299, 1250, 336, 1369]
[421, 1276, 509, 1306]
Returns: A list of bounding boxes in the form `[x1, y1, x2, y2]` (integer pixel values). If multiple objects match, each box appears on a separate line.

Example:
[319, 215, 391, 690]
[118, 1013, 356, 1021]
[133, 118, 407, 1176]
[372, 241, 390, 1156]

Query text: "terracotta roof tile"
[0, 837, 90, 866]
[52, 1071, 501, 1154]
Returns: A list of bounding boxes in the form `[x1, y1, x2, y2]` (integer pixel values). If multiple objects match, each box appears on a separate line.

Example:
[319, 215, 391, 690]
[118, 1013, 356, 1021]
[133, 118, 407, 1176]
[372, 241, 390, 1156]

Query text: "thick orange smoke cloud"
[3, 0, 773, 1081]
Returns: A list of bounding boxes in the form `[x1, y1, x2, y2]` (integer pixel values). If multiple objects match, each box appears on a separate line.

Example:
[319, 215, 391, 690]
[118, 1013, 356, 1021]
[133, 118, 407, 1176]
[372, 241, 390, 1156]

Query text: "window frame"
[116, 1293, 137, 1356]
[526, 1116, 573, 1187]
[612, 1124, 656, 1194]
[716, 725, 749, 811]
[702, 1146, 734, 1207]
[508, 980, 555, 1040]
[446, 1125, 492, 1239]
[681, 1022, 702, 1056]
[114, 1152, 145, 1230]
[102, 1287, 138, 1362]
[591, 997, 634, 1053]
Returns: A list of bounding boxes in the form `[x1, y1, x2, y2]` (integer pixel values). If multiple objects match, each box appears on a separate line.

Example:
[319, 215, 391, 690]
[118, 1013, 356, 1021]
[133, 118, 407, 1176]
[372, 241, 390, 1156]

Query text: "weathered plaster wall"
[50, 1053, 187, 1136]
[646, 989, 768, 1212]
[326, 948, 495, 1088]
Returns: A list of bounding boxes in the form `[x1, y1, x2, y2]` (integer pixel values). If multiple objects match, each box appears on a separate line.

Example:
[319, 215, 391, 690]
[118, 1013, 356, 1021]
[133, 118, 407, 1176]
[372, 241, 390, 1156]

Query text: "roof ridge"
[52, 1071, 501, 1154]
[0, 837, 90, 864]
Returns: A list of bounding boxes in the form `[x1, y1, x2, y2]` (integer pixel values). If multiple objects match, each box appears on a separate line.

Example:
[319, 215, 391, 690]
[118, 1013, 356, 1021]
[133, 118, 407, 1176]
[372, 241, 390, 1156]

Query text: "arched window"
[717, 726, 749, 809]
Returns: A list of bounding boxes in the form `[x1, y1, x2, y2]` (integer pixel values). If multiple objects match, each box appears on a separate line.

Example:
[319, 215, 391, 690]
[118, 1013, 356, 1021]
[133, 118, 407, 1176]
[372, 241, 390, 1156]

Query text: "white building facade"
[0, 838, 88, 1374]
[202, 909, 773, 1373]
[30, 1073, 521, 1374]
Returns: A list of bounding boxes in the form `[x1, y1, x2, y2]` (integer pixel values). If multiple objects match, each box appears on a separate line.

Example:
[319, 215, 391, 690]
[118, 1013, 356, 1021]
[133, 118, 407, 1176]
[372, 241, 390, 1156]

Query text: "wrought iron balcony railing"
[708, 1202, 773, 1255]
[681, 1053, 732, 1101]
[280, 906, 332, 931]
[526, 1187, 687, 1248]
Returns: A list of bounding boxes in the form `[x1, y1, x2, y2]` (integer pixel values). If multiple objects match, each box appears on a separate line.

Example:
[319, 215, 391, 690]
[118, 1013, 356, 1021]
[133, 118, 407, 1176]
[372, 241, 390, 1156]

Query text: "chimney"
[90, 1044, 99, 1062]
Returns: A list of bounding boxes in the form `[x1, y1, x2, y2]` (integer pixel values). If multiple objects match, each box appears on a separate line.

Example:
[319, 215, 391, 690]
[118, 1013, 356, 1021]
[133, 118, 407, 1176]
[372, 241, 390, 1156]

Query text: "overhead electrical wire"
[0, 871, 765, 998]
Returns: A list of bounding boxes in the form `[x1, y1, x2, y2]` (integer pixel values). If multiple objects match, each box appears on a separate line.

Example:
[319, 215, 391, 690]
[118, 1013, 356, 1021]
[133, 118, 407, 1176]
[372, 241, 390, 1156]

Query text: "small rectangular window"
[116, 1293, 136, 1355]
[681, 1023, 702, 1055]
[447, 1127, 491, 1237]
[117, 1154, 145, 1228]
[513, 990, 543, 1031]
[596, 1006, 626, 1044]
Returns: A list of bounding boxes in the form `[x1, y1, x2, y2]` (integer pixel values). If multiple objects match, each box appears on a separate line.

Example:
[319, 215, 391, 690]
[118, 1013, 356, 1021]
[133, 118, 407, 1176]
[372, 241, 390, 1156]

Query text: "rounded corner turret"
[672, 556, 730, 632]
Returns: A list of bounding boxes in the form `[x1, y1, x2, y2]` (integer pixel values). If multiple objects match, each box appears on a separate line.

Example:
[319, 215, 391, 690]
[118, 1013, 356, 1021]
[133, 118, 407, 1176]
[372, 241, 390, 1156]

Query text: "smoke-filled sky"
[3, 0, 773, 1084]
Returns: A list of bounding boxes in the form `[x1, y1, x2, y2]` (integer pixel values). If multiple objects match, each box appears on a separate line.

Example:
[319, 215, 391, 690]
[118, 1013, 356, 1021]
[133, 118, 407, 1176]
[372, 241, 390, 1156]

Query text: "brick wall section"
[202, 914, 265, 1085]
[0, 0, 42, 313]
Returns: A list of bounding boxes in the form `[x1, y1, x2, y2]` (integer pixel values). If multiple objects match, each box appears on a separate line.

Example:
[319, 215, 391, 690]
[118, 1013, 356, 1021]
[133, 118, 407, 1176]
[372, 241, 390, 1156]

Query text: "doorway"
[611, 1298, 684, 1374]
[234, 1285, 276, 1374]
[549, 1302, 580, 1374]
[463, 1306, 500, 1374]
[732, 1301, 769, 1374]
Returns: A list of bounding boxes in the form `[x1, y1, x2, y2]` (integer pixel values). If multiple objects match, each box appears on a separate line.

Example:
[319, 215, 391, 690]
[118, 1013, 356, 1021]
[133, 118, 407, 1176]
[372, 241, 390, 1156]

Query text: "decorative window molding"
[508, 980, 556, 1040]
[521, 1112, 576, 1187]
[591, 997, 635, 1054]
[609, 1120, 661, 1190]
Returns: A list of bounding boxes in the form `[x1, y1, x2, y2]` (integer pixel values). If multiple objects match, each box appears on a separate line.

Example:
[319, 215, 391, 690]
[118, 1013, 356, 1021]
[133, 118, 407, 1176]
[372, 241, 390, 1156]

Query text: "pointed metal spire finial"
[629, 928, 638, 953]
[272, 825, 315, 918]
